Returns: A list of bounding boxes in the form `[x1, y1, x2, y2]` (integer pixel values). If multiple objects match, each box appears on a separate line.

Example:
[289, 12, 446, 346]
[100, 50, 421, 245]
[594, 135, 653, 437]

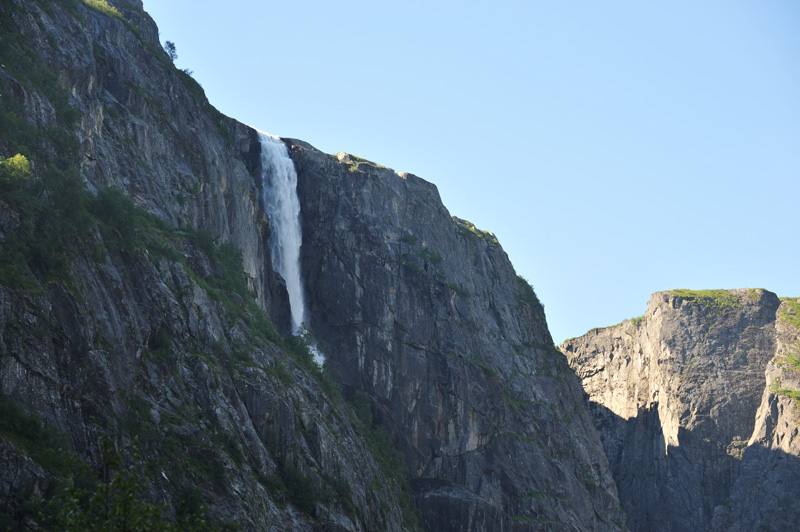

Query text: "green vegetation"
[669, 289, 744, 311]
[453, 217, 499, 245]
[349, 391, 421, 529]
[81, 0, 123, 19]
[119, 395, 229, 500]
[770, 378, 800, 404]
[280, 461, 318, 516]
[599, 315, 645, 332]
[147, 327, 174, 364]
[399, 234, 419, 245]
[0, 154, 31, 190]
[259, 454, 355, 521]
[338, 153, 388, 173]
[0, 162, 92, 287]
[0, 395, 72, 476]
[469, 353, 499, 378]
[0, 2, 420, 528]
[417, 248, 442, 264]
[164, 40, 178, 62]
[267, 362, 294, 386]
[747, 288, 763, 302]
[0, 395, 229, 530]
[777, 345, 800, 371]
[49, 436, 226, 531]
[91, 187, 147, 251]
[516, 275, 546, 322]
[779, 299, 800, 330]
[259, 420, 355, 520]
[0, 4, 97, 288]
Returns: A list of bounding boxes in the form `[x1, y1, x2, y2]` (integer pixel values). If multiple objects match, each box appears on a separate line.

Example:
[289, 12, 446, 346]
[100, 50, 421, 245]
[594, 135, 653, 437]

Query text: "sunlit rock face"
[290, 140, 625, 531]
[562, 289, 780, 532]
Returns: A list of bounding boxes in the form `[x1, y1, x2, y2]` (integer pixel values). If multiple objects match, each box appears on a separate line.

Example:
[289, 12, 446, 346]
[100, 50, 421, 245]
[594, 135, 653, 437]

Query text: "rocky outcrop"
[712, 298, 800, 531]
[561, 289, 800, 532]
[291, 144, 624, 531]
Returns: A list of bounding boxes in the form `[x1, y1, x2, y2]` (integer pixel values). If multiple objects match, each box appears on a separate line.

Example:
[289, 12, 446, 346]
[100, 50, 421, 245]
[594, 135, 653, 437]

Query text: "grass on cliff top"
[337, 152, 388, 174]
[453, 217, 499, 246]
[668, 289, 746, 311]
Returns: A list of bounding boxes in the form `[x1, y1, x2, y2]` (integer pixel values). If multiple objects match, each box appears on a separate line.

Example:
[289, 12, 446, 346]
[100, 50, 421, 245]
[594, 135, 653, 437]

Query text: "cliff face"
[712, 299, 800, 531]
[1, 1, 406, 529]
[0, 1, 624, 530]
[562, 289, 800, 532]
[291, 145, 624, 531]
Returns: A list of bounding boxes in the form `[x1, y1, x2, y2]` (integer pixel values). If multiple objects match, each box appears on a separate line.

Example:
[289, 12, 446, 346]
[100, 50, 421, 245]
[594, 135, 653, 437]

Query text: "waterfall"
[257, 131, 323, 366]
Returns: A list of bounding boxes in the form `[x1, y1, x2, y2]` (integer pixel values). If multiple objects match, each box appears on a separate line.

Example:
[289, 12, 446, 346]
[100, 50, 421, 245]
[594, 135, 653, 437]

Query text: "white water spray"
[257, 131, 324, 366]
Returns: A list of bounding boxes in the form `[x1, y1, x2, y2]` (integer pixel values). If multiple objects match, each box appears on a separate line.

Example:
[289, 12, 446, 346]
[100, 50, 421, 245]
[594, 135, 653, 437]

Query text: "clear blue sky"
[142, 0, 800, 344]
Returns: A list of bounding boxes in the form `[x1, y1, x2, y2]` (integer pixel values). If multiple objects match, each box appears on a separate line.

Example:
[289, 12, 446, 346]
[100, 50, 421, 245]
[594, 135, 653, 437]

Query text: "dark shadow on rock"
[711, 440, 800, 531]
[588, 399, 763, 532]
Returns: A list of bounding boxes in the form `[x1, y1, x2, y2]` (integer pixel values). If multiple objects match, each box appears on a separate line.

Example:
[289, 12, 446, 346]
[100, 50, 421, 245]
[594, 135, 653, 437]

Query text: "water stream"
[256, 131, 323, 365]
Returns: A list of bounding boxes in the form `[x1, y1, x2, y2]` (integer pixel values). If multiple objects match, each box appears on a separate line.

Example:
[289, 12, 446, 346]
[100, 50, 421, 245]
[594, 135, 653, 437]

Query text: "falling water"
[257, 131, 305, 331]
[257, 131, 323, 365]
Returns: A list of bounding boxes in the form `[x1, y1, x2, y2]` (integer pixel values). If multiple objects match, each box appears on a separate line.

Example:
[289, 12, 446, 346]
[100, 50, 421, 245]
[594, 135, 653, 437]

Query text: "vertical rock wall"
[562, 289, 783, 531]
[713, 298, 800, 531]
[0, 1, 405, 529]
[290, 141, 624, 531]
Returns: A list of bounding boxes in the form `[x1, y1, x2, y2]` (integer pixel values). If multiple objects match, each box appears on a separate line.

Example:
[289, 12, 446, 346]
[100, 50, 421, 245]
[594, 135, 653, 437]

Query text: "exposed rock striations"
[0, 1, 406, 529]
[291, 143, 624, 531]
[562, 289, 800, 532]
[712, 298, 800, 531]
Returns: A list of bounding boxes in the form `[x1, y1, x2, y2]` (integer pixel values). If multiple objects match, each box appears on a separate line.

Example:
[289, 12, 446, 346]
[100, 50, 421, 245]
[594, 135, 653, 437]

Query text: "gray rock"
[712, 298, 800, 532]
[562, 289, 800, 532]
[291, 141, 624, 531]
[0, 1, 405, 529]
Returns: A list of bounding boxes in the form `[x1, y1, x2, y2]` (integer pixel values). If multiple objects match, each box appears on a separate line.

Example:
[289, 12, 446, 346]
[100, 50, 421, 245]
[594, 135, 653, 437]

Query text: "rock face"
[0, 1, 405, 529]
[0, 1, 625, 530]
[712, 298, 800, 531]
[561, 289, 800, 532]
[6, 2, 797, 531]
[291, 144, 624, 531]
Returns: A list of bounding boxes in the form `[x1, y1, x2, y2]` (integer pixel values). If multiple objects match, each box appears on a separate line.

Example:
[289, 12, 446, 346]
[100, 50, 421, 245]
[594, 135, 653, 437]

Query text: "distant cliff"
[562, 289, 800, 532]
[0, 0, 623, 530]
